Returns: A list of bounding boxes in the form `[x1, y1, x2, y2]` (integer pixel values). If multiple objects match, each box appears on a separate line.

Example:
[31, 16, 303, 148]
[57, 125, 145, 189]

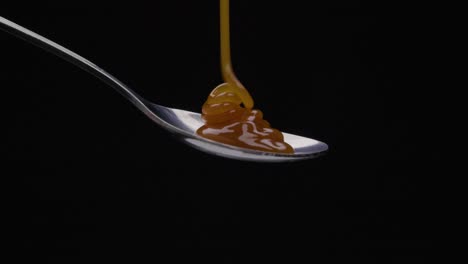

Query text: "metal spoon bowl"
[0, 16, 328, 162]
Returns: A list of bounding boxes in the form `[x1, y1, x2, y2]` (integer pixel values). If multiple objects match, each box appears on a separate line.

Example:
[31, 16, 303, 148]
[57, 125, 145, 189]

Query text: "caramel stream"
[196, 0, 293, 154]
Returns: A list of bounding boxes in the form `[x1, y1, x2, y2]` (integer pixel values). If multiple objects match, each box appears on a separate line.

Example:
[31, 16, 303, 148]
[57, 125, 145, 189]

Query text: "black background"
[3, 1, 437, 263]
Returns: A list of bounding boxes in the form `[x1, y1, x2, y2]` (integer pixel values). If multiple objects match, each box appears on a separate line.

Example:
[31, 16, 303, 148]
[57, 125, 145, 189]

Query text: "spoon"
[0, 16, 328, 162]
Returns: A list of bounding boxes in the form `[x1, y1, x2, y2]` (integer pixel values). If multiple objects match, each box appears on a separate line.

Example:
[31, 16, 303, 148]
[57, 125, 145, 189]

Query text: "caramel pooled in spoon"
[197, 83, 293, 154]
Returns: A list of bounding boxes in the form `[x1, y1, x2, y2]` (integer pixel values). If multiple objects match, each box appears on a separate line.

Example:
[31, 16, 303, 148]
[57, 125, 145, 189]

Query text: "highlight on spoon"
[149, 104, 328, 162]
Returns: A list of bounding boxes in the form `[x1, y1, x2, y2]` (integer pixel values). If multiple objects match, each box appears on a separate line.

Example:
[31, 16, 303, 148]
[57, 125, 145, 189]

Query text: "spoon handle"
[0, 16, 150, 111]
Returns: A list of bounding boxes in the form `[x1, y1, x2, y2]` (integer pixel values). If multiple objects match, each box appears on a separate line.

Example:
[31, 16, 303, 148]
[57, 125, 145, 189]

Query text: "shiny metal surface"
[1, 16, 328, 162]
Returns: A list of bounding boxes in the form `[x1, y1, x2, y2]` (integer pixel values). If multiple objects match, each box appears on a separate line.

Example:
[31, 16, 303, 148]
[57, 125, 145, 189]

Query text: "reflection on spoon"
[0, 15, 328, 162]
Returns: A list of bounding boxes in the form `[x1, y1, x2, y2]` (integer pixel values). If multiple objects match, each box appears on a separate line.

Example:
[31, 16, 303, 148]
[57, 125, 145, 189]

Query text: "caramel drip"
[196, 0, 294, 154]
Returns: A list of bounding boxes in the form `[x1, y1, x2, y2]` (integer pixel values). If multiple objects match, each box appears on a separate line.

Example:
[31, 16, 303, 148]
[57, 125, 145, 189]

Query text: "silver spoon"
[0, 16, 328, 162]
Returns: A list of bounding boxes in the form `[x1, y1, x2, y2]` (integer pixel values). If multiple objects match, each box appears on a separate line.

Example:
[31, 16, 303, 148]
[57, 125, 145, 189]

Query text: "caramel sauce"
[196, 0, 293, 154]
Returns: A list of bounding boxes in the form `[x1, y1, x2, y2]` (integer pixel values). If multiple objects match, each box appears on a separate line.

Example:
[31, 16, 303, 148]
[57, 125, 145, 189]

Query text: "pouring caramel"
[196, 0, 294, 154]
